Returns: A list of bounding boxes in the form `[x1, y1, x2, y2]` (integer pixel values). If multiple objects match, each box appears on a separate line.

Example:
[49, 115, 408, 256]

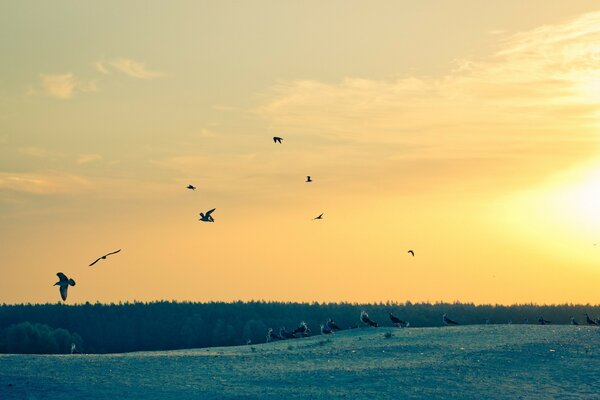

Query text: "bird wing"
[56, 272, 68, 282]
[60, 285, 68, 301]
[408, 250, 414, 256]
[89, 257, 102, 267]
[205, 208, 216, 217]
[104, 249, 121, 257]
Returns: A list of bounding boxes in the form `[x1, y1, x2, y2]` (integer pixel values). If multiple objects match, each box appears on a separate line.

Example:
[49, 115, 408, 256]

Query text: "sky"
[1, 1, 600, 305]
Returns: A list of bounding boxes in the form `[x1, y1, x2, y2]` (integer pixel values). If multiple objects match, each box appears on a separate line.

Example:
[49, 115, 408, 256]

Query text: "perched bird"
[266, 328, 282, 342]
[89, 249, 122, 267]
[320, 324, 333, 335]
[292, 321, 311, 337]
[407, 250, 414, 257]
[306, 176, 312, 183]
[389, 312, 407, 327]
[54, 273, 75, 301]
[186, 184, 196, 190]
[443, 313, 459, 325]
[360, 311, 379, 327]
[584, 313, 598, 326]
[313, 213, 324, 220]
[538, 316, 551, 325]
[326, 318, 342, 331]
[199, 208, 216, 222]
[273, 136, 283, 144]
[570, 316, 579, 326]
[279, 327, 296, 339]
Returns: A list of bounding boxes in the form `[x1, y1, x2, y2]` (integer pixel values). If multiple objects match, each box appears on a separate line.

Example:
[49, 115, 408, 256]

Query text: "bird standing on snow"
[273, 136, 283, 144]
[320, 324, 333, 335]
[292, 321, 311, 337]
[360, 311, 379, 327]
[306, 176, 312, 183]
[443, 313, 459, 325]
[54, 273, 75, 301]
[389, 312, 408, 327]
[538, 316, 551, 325]
[570, 316, 578, 325]
[199, 208, 216, 222]
[326, 318, 342, 331]
[186, 184, 196, 190]
[89, 249, 122, 267]
[266, 328, 281, 342]
[584, 313, 598, 326]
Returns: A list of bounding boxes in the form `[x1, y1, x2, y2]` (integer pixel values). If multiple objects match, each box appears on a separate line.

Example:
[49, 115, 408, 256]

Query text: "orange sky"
[1, 1, 600, 304]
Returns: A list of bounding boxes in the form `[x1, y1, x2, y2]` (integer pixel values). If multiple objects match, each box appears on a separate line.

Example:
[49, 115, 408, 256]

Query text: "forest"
[0, 301, 598, 354]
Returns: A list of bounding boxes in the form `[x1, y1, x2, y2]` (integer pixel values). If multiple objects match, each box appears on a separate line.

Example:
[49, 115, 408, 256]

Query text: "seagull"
[570, 316, 579, 326]
[320, 324, 334, 335]
[443, 313, 459, 325]
[292, 321, 311, 337]
[389, 312, 408, 327]
[360, 311, 379, 327]
[407, 250, 414, 257]
[584, 313, 598, 326]
[538, 316, 551, 325]
[279, 327, 296, 339]
[186, 184, 196, 190]
[313, 213, 324, 220]
[306, 176, 312, 183]
[273, 136, 283, 144]
[326, 318, 342, 331]
[89, 249, 122, 267]
[199, 208, 216, 222]
[54, 273, 75, 301]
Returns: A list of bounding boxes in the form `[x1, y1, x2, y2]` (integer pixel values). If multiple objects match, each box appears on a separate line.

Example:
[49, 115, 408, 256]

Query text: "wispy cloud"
[0, 172, 91, 195]
[257, 11, 600, 162]
[103, 58, 162, 80]
[39, 73, 77, 99]
[76, 154, 103, 164]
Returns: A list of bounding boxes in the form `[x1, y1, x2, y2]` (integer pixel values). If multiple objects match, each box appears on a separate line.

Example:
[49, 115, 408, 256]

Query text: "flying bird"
[306, 176, 312, 183]
[199, 208, 216, 222]
[89, 249, 121, 267]
[54, 273, 75, 301]
[313, 213, 324, 220]
[187, 184, 196, 190]
[360, 311, 379, 327]
[408, 250, 414, 257]
[273, 136, 283, 144]
[443, 313, 459, 325]
[389, 312, 408, 327]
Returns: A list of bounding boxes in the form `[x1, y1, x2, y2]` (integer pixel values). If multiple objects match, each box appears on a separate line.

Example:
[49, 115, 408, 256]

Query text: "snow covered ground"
[1, 325, 599, 399]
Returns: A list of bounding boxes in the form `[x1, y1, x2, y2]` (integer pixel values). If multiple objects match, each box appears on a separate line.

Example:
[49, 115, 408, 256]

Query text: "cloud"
[108, 58, 162, 80]
[39, 73, 77, 99]
[94, 61, 110, 74]
[0, 172, 91, 195]
[256, 11, 600, 162]
[76, 154, 103, 164]
[37, 73, 98, 99]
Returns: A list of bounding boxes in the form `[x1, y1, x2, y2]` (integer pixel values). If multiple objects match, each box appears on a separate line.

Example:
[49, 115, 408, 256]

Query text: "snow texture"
[1, 325, 599, 399]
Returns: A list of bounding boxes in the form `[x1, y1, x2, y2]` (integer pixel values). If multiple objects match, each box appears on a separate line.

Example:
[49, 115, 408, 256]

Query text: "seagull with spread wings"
[313, 213, 323, 220]
[89, 249, 121, 267]
[199, 208, 216, 222]
[54, 273, 76, 301]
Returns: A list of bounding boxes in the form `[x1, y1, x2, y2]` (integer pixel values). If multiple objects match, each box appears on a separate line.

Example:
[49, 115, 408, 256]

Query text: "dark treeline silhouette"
[0, 301, 598, 354]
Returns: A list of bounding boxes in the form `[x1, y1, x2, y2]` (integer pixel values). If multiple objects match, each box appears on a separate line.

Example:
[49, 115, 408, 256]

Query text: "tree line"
[0, 301, 598, 354]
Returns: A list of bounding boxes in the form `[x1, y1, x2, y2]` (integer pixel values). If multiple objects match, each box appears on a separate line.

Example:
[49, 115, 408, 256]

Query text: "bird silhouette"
[320, 324, 334, 335]
[199, 208, 216, 222]
[360, 311, 379, 327]
[306, 176, 312, 183]
[313, 213, 324, 220]
[89, 249, 121, 267]
[443, 313, 459, 325]
[408, 250, 414, 256]
[187, 184, 196, 190]
[389, 312, 407, 327]
[273, 136, 283, 144]
[326, 318, 342, 331]
[570, 316, 579, 325]
[538, 316, 551, 325]
[584, 313, 597, 326]
[54, 273, 75, 301]
[292, 321, 311, 337]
